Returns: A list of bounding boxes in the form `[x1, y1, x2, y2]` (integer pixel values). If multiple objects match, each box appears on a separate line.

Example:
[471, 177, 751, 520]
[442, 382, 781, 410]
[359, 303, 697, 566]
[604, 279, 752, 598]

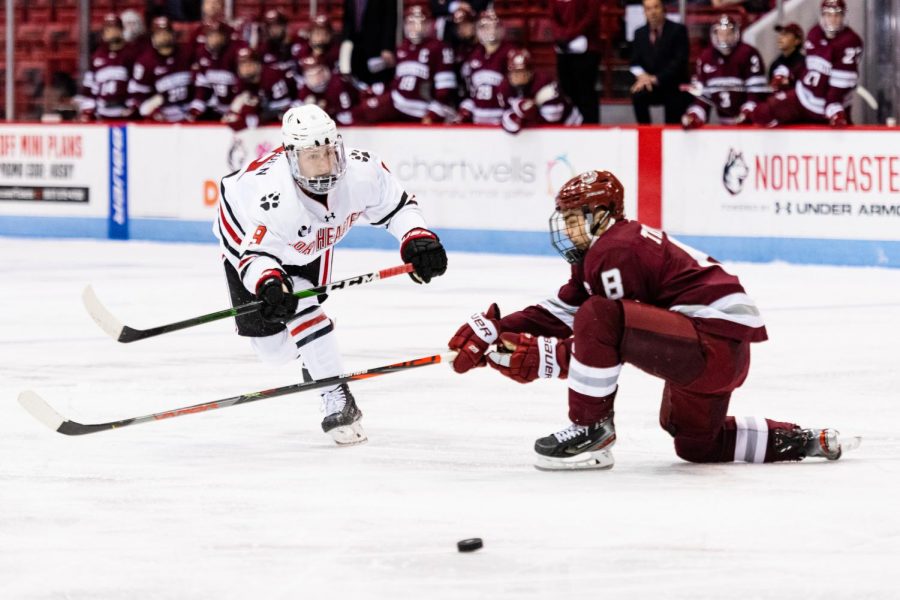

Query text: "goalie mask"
[820, 0, 846, 38]
[710, 15, 740, 55]
[550, 170, 625, 264]
[281, 105, 347, 195]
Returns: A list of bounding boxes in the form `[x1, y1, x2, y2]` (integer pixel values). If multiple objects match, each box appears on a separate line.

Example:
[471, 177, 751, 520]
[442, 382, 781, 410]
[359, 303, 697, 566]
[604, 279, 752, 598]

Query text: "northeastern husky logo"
[722, 148, 750, 196]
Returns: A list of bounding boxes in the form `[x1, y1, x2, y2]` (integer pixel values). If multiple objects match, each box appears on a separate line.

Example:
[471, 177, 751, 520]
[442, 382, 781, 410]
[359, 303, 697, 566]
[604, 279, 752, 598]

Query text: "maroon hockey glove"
[770, 74, 791, 92]
[829, 110, 848, 129]
[681, 112, 704, 130]
[448, 303, 501, 374]
[487, 332, 570, 384]
[255, 270, 299, 323]
[400, 228, 448, 284]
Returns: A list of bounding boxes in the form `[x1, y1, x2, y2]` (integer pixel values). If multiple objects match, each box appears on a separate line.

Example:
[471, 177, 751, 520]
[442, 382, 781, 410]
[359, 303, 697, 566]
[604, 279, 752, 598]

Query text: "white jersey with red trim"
[214, 146, 428, 293]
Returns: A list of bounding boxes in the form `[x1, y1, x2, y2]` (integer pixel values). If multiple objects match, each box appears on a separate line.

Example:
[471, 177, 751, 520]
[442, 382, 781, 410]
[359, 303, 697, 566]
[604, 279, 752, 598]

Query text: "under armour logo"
[324, 212, 336, 222]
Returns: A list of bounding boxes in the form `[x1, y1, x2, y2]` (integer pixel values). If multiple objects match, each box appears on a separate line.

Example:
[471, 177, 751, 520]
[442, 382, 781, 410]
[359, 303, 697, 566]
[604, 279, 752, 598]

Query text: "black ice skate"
[534, 414, 616, 471]
[320, 384, 367, 446]
[772, 427, 861, 461]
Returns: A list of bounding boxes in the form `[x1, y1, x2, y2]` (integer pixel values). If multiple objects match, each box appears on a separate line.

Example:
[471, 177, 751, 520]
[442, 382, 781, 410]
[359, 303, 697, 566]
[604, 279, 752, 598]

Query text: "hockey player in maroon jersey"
[296, 57, 361, 124]
[498, 49, 582, 134]
[457, 9, 517, 125]
[189, 20, 241, 121]
[347, 6, 458, 125]
[188, 0, 240, 61]
[260, 9, 295, 76]
[128, 17, 196, 123]
[292, 15, 342, 74]
[78, 14, 136, 121]
[448, 170, 860, 470]
[682, 15, 767, 129]
[752, 0, 863, 128]
[222, 47, 299, 131]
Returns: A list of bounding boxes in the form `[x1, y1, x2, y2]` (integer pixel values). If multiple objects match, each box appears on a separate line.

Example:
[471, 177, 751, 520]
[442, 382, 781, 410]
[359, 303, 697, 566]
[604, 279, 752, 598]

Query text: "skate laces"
[320, 385, 348, 416]
[553, 423, 588, 443]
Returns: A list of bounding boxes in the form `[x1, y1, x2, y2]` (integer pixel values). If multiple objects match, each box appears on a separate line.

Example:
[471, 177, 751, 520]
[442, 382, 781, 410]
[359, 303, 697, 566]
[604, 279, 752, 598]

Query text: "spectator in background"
[551, 0, 600, 124]
[260, 10, 295, 76]
[222, 47, 299, 131]
[629, 0, 690, 124]
[458, 9, 516, 126]
[768, 22, 805, 91]
[128, 16, 196, 122]
[429, 0, 490, 43]
[499, 49, 583, 134]
[78, 14, 137, 121]
[342, 0, 398, 88]
[293, 15, 342, 73]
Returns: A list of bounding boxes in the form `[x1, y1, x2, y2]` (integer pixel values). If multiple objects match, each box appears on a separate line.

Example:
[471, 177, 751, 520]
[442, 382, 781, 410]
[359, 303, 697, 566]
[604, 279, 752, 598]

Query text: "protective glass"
[286, 137, 347, 195]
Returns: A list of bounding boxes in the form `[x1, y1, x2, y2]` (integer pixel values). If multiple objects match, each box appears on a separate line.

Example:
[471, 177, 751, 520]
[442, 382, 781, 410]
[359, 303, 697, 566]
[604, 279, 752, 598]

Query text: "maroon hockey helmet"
[550, 170, 626, 264]
[507, 48, 533, 73]
[102, 13, 124, 29]
[820, 0, 846, 36]
[710, 14, 740, 54]
[264, 9, 287, 25]
[236, 46, 261, 63]
[453, 5, 476, 25]
[151, 16, 173, 32]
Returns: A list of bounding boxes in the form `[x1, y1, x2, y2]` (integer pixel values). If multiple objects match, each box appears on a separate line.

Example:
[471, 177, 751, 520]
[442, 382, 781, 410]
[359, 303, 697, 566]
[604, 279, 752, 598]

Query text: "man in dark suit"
[342, 0, 398, 86]
[629, 0, 690, 124]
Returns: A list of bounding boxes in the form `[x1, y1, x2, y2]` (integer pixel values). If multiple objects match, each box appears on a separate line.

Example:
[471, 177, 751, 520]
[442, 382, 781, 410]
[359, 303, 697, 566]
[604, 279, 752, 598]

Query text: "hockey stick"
[18, 351, 455, 436]
[680, 82, 879, 111]
[83, 263, 414, 343]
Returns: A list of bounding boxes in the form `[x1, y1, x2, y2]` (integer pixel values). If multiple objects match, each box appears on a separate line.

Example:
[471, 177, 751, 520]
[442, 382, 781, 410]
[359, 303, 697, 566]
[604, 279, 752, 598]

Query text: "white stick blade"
[82, 285, 125, 340]
[18, 391, 66, 431]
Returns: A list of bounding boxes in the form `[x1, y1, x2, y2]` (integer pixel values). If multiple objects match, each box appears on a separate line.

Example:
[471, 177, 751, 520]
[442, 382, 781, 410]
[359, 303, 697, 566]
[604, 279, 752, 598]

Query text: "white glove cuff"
[467, 312, 498, 344]
[537, 337, 561, 379]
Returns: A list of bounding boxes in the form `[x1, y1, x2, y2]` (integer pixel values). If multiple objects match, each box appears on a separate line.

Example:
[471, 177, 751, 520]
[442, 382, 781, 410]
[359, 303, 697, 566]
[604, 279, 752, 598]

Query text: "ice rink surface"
[2, 237, 899, 599]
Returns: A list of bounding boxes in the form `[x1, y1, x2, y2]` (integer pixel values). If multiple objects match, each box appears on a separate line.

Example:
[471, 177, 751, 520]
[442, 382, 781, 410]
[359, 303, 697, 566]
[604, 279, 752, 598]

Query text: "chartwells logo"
[396, 158, 536, 184]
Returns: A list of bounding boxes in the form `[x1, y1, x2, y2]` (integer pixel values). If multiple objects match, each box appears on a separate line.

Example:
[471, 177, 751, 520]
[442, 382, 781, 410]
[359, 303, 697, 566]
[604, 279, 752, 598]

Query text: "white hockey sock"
[287, 306, 344, 381]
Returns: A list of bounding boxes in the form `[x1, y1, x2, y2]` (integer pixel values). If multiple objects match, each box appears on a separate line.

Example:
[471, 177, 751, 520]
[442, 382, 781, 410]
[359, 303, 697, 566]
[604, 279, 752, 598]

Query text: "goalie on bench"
[214, 105, 447, 445]
[448, 169, 859, 470]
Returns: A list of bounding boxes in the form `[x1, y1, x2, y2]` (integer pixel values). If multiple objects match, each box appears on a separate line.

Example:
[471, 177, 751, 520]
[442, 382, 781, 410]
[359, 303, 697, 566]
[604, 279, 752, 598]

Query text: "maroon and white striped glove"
[487, 332, 570, 384]
[448, 303, 501, 374]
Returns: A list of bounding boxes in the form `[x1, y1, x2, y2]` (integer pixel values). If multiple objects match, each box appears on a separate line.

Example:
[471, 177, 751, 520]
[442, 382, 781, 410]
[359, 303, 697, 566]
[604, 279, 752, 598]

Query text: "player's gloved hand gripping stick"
[82, 263, 415, 342]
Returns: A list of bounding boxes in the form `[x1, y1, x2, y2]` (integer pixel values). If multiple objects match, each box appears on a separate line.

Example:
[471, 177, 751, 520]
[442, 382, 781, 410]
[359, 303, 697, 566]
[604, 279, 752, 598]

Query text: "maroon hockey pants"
[569, 297, 797, 463]
[751, 89, 828, 127]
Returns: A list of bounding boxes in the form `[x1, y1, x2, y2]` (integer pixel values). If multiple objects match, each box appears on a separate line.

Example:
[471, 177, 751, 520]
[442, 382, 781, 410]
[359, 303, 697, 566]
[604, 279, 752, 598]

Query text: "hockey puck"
[457, 538, 483, 552]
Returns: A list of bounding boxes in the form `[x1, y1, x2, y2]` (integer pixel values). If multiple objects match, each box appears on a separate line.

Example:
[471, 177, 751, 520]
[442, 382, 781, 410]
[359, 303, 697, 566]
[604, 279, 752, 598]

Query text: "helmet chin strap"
[588, 207, 613, 237]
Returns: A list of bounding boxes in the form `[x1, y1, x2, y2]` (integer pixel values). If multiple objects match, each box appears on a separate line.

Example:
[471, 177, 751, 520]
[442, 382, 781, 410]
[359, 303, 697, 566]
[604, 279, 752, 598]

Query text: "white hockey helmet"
[281, 105, 347, 195]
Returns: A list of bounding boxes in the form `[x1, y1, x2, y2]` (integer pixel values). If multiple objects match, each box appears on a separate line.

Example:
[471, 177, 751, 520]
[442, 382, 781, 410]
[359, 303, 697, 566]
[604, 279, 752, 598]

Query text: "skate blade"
[534, 449, 615, 471]
[328, 421, 368, 446]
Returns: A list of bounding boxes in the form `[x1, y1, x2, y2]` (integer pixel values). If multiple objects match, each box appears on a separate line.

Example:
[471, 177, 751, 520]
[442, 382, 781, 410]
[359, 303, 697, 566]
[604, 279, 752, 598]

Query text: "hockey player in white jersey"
[214, 105, 447, 445]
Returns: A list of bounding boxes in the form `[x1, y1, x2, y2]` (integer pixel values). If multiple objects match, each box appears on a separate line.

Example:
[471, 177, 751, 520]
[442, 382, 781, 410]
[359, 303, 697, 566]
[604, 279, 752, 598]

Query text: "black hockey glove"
[400, 228, 448, 284]
[255, 270, 299, 323]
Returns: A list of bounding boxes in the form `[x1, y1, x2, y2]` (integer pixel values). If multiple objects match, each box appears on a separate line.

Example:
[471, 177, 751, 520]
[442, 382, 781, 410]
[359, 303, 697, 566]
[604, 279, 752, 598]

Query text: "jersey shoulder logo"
[349, 149, 370, 162]
[259, 191, 280, 211]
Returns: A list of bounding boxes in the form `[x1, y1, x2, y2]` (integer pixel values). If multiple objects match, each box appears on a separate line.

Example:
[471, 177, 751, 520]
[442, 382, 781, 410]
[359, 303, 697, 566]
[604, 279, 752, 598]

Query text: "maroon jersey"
[686, 42, 767, 124]
[128, 45, 195, 122]
[459, 42, 516, 125]
[292, 38, 341, 72]
[498, 73, 583, 133]
[391, 38, 457, 120]
[261, 38, 296, 75]
[192, 42, 241, 116]
[80, 43, 137, 119]
[223, 65, 298, 130]
[189, 21, 240, 60]
[501, 220, 767, 343]
[297, 74, 360, 121]
[796, 24, 863, 118]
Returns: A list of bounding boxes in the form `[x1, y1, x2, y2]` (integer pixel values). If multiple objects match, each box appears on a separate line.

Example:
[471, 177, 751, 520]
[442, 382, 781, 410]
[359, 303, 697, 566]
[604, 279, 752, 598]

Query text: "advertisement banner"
[663, 129, 900, 241]
[0, 125, 109, 217]
[126, 125, 639, 234]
